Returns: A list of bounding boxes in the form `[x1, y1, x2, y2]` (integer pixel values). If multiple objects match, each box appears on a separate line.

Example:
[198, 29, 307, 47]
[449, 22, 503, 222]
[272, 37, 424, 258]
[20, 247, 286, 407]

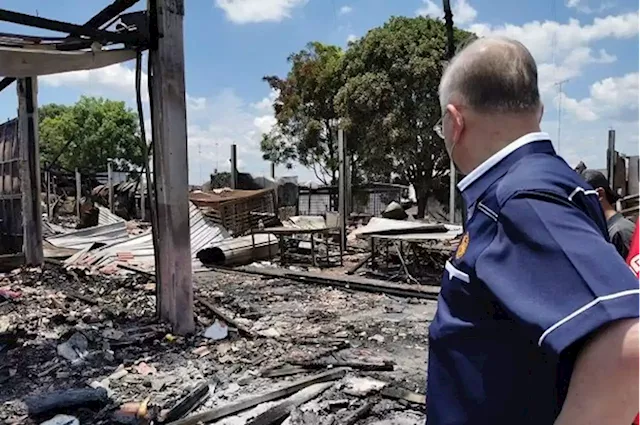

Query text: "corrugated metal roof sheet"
[46, 222, 130, 250]
[64, 202, 229, 274]
[98, 206, 125, 226]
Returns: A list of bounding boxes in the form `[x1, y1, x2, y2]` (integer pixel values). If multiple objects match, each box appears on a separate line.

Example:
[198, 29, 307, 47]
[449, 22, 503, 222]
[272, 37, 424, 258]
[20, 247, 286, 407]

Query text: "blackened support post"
[338, 128, 348, 253]
[17, 77, 43, 266]
[45, 169, 51, 218]
[75, 168, 81, 218]
[149, 0, 194, 335]
[107, 160, 114, 213]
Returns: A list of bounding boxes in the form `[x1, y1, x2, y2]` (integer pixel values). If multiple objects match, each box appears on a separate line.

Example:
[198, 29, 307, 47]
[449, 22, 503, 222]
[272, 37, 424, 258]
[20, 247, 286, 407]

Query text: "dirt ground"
[0, 264, 436, 424]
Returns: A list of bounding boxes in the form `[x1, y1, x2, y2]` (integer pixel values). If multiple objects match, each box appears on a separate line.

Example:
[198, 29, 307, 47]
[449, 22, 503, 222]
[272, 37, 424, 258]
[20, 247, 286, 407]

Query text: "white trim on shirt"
[458, 132, 551, 192]
[537, 289, 640, 347]
[445, 261, 470, 283]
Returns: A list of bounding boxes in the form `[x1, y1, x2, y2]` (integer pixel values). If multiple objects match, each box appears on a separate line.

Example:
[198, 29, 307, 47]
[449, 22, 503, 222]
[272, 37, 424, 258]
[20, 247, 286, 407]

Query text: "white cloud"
[347, 34, 359, 43]
[416, 0, 478, 26]
[186, 95, 207, 111]
[537, 47, 617, 94]
[559, 73, 639, 122]
[566, 0, 615, 14]
[339, 5, 352, 15]
[416, 0, 441, 18]
[468, 12, 638, 64]
[467, 10, 638, 164]
[38, 63, 290, 183]
[250, 89, 278, 114]
[254, 115, 277, 134]
[215, 0, 307, 24]
[41, 61, 148, 101]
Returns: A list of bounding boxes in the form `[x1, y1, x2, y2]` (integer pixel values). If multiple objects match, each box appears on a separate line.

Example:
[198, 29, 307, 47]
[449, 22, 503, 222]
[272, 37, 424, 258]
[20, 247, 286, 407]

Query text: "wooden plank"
[381, 386, 426, 405]
[343, 400, 375, 425]
[233, 265, 440, 299]
[162, 382, 211, 423]
[166, 368, 347, 425]
[246, 382, 333, 425]
[149, 0, 194, 335]
[346, 253, 371, 275]
[0, 47, 137, 78]
[17, 77, 42, 266]
[195, 296, 255, 337]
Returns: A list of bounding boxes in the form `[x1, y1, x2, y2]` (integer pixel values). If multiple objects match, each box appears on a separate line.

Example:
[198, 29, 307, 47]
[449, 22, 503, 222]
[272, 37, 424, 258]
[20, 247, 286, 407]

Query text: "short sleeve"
[476, 192, 639, 356]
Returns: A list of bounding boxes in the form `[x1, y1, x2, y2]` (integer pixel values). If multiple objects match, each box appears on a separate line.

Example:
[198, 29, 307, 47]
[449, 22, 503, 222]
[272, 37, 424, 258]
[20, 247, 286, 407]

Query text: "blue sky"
[0, 0, 638, 184]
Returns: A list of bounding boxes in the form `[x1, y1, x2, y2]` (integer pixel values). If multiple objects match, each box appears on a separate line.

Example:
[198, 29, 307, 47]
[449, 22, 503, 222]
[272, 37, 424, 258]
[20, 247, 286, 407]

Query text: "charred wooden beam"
[0, 8, 144, 45]
[166, 368, 347, 425]
[0, 0, 142, 91]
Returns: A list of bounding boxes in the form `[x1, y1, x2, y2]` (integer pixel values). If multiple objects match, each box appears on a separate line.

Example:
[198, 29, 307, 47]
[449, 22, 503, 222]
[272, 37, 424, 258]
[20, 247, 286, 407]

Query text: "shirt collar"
[457, 132, 555, 206]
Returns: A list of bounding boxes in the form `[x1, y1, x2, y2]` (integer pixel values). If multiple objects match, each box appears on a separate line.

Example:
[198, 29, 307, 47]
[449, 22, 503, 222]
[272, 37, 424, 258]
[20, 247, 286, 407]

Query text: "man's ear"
[447, 104, 464, 141]
[596, 187, 606, 201]
[539, 103, 544, 123]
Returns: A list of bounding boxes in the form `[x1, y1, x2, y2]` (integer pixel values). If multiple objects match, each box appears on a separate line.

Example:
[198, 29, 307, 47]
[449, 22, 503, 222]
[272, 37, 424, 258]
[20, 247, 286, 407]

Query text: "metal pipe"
[197, 234, 279, 266]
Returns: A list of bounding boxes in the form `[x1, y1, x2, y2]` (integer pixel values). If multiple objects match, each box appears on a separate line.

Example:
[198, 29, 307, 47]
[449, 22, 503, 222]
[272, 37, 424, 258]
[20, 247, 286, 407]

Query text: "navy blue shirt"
[426, 133, 640, 425]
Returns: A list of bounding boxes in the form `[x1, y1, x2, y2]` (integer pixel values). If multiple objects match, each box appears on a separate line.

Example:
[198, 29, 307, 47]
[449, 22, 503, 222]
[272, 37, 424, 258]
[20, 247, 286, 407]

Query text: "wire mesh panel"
[299, 184, 406, 217]
[0, 119, 23, 254]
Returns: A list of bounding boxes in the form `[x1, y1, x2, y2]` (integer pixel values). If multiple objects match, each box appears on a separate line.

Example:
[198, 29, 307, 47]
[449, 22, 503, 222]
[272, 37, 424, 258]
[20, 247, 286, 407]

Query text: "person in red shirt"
[625, 220, 639, 425]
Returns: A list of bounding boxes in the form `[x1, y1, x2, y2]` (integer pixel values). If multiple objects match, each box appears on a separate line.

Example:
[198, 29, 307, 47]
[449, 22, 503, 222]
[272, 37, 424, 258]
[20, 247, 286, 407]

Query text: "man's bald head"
[439, 37, 541, 114]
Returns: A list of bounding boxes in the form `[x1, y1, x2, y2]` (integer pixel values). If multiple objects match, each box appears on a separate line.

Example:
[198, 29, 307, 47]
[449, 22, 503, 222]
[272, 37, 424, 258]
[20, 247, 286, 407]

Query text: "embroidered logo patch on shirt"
[455, 232, 469, 259]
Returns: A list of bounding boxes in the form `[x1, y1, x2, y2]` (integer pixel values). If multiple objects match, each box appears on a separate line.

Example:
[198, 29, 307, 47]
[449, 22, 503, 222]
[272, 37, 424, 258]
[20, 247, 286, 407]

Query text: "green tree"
[262, 42, 345, 185]
[336, 16, 471, 217]
[39, 96, 143, 172]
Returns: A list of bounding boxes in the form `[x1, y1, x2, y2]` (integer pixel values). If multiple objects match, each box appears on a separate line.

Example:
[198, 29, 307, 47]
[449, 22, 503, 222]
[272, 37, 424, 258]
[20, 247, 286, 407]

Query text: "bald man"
[427, 37, 639, 425]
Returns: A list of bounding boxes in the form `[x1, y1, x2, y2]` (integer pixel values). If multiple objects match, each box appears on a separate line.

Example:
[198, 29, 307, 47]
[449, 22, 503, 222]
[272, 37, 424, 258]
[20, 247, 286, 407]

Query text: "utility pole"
[607, 129, 616, 186]
[554, 79, 569, 154]
[230, 144, 238, 189]
[443, 0, 457, 224]
[149, 0, 194, 335]
[17, 77, 43, 266]
[270, 162, 275, 180]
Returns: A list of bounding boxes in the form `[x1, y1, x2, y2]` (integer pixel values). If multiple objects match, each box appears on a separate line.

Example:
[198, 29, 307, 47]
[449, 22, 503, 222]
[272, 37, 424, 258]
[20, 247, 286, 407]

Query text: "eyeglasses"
[433, 111, 448, 140]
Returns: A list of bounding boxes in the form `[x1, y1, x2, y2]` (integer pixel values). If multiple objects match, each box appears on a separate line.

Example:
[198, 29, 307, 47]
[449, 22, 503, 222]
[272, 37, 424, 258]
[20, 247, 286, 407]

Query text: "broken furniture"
[351, 217, 462, 283]
[249, 225, 343, 267]
[190, 188, 276, 236]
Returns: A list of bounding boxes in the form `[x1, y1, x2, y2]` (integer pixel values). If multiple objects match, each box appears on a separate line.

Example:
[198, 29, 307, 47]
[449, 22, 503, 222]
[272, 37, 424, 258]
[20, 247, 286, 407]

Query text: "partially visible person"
[581, 169, 635, 258]
[626, 220, 640, 425]
[427, 35, 639, 425]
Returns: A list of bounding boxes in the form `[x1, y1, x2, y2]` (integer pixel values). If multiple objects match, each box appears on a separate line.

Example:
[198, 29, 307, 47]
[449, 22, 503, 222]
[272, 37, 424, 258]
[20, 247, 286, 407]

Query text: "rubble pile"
[0, 265, 434, 424]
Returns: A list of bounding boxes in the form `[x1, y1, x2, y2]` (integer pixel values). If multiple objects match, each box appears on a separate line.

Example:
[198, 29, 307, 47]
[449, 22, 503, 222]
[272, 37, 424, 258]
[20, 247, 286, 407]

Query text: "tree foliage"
[261, 16, 472, 217]
[39, 96, 143, 173]
[336, 16, 471, 216]
[262, 42, 344, 185]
